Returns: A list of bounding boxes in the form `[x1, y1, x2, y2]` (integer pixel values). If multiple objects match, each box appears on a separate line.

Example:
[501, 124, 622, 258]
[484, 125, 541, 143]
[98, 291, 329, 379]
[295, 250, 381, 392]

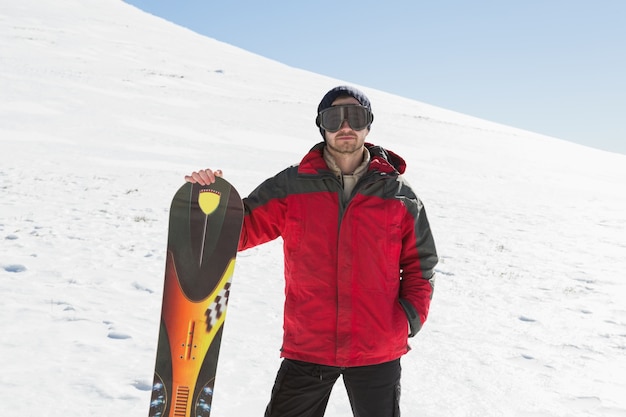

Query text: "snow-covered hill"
[1, 0, 625, 415]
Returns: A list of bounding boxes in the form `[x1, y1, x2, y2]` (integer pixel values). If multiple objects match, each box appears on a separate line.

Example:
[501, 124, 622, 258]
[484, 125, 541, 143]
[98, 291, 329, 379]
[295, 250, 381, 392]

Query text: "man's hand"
[184, 169, 223, 185]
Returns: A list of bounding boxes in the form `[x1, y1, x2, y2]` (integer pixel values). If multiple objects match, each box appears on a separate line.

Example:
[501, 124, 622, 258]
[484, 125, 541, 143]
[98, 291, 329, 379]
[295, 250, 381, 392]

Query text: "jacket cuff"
[399, 298, 422, 337]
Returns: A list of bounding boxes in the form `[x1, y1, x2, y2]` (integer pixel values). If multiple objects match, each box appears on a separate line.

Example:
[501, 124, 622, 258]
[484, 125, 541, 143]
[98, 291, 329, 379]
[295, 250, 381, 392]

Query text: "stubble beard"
[326, 133, 364, 156]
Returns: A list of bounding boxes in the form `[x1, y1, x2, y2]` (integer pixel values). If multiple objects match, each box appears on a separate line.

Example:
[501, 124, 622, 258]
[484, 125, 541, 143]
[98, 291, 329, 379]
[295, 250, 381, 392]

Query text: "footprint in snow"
[3, 264, 27, 273]
[132, 282, 154, 294]
[108, 331, 132, 340]
[132, 380, 153, 391]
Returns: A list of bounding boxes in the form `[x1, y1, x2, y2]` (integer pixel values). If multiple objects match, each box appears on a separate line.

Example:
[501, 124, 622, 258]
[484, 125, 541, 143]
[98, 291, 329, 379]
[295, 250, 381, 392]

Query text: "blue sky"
[124, 0, 626, 155]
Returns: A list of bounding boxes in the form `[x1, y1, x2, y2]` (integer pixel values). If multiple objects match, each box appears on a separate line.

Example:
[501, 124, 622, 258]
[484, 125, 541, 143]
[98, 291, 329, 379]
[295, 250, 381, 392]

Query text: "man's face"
[324, 97, 369, 155]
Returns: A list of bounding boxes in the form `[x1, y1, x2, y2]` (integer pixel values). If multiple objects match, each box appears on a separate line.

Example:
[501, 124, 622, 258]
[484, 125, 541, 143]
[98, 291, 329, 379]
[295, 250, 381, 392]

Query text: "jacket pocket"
[399, 298, 422, 337]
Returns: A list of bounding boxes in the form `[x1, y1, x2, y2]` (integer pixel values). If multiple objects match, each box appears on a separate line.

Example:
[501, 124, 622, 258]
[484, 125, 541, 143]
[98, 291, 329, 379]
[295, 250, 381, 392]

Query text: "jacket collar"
[298, 142, 406, 176]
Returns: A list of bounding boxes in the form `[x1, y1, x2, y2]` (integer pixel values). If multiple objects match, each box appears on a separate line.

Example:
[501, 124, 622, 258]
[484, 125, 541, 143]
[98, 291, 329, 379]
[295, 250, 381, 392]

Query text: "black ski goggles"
[316, 105, 374, 133]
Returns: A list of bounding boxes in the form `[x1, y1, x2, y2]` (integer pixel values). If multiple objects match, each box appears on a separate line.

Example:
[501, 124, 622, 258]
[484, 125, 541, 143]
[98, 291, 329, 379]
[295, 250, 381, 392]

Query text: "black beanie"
[316, 86, 373, 138]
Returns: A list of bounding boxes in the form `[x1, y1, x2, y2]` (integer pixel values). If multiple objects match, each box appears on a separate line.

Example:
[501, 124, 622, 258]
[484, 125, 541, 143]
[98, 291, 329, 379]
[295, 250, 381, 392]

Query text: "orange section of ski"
[162, 250, 235, 417]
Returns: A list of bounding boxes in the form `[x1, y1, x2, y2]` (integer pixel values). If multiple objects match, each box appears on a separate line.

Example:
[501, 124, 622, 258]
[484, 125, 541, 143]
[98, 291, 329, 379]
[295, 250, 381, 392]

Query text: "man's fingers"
[184, 169, 222, 185]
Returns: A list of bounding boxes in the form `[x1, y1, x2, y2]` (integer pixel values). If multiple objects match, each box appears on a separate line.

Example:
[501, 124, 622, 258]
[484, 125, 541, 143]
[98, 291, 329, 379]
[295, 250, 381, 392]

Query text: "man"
[186, 86, 438, 417]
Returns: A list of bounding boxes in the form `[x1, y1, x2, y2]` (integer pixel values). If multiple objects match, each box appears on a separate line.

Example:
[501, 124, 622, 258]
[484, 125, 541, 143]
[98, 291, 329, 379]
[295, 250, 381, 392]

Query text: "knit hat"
[316, 86, 373, 138]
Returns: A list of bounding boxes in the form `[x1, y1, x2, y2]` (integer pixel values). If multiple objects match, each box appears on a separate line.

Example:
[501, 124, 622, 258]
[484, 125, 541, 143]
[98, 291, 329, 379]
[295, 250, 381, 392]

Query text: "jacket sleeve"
[397, 183, 438, 337]
[238, 169, 290, 251]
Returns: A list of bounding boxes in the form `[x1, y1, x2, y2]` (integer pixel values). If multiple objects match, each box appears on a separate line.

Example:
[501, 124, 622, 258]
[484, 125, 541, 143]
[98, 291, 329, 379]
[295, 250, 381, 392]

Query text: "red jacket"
[238, 143, 438, 367]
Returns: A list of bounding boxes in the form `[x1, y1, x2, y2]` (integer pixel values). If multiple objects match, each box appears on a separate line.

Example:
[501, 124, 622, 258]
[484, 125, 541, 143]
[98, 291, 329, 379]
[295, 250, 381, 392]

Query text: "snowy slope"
[1, 0, 626, 416]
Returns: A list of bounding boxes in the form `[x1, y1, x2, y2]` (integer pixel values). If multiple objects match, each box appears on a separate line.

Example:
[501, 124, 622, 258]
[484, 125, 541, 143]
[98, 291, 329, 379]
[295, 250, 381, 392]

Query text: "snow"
[1, 0, 626, 416]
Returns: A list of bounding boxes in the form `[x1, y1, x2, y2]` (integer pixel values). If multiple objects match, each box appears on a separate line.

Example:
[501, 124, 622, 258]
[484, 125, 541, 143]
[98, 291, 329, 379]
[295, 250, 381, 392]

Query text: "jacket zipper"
[334, 170, 382, 362]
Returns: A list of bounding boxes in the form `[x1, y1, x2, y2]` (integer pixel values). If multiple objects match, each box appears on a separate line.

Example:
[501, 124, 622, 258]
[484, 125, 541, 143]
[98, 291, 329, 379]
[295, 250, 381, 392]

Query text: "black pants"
[264, 358, 401, 417]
